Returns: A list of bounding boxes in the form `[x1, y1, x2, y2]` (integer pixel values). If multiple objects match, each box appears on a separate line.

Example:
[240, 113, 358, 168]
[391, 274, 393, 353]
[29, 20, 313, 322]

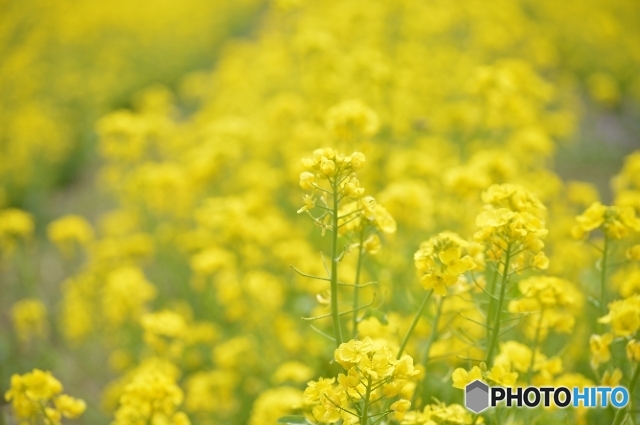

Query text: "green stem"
[330, 177, 344, 347]
[527, 310, 544, 386]
[485, 264, 499, 334]
[611, 362, 640, 425]
[397, 290, 433, 359]
[601, 236, 609, 319]
[486, 244, 512, 366]
[525, 311, 544, 425]
[352, 227, 366, 338]
[416, 297, 444, 407]
[361, 376, 372, 425]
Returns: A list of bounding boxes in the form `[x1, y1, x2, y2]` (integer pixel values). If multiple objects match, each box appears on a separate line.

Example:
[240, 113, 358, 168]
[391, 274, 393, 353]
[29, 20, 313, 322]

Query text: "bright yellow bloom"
[573, 202, 640, 240]
[4, 369, 85, 423]
[486, 365, 518, 388]
[599, 295, 640, 337]
[590, 333, 614, 368]
[414, 232, 476, 295]
[452, 366, 483, 389]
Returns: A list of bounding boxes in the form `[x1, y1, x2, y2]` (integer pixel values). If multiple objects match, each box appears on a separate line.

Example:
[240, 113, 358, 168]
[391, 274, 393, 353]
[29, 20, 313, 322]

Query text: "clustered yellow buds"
[474, 184, 549, 271]
[300, 148, 366, 180]
[414, 232, 476, 295]
[572, 201, 640, 240]
[4, 369, 86, 424]
[298, 149, 366, 216]
[303, 337, 417, 424]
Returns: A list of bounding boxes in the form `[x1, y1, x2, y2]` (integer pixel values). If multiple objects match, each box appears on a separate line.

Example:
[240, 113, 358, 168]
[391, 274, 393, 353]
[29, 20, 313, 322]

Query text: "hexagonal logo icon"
[465, 380, 489, 413]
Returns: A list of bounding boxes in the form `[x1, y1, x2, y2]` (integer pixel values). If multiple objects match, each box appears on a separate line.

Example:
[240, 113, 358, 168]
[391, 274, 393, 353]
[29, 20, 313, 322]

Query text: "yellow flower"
[0, 208, 34, 253]
[414, 232, 476, 296]
[627, 339, 640, 362]
[297, 194, 316, 214]
[373, 204, 397, 234]
[362, 234, 381, 254]
[452, 366, 483, 389]
[47, 215, 94, 256]
[299, 171, 316, 190]
[601, 368, 623, 387]
[486, 365, 518, 387]
[574, 202, 640, 240]
[599, 295, 640, 337]
[590, 333, 614, 368]
[390, 399, 412, 416]
[4, 369, 84, 423]
[54, 394, 87, 418]
[334, 337, 374, 369]
[11, 299, 48, 342]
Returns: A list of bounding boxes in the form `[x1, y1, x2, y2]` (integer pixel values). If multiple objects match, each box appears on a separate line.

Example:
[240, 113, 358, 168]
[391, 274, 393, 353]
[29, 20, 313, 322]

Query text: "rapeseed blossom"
[2, 0, 640, 424]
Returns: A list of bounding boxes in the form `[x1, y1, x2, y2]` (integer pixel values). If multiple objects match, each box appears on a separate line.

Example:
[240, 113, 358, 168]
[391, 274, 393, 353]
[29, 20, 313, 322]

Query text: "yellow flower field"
[1, 0, 640, 424]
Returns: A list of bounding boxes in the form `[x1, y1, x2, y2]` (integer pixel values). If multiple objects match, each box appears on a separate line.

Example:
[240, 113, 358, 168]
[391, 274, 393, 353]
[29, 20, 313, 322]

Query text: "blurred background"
[1, 0, 639, 424]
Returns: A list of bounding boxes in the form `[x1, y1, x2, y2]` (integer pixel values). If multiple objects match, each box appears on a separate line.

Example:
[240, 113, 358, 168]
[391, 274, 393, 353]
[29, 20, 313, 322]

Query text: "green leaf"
[277, 415, 313, 425]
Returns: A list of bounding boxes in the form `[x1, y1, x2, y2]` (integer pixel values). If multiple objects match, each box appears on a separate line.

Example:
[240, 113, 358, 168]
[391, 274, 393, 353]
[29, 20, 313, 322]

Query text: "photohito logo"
[464, 380, 629, 413]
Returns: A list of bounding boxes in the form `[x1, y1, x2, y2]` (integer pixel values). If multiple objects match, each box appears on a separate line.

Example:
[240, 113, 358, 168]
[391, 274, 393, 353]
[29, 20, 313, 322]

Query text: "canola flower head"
[301, 149, 367, 179]
[598, 294, 640, 337]
[4, 369, 86, 423]
[304, 338, 418, 424]
[573, 201, 640, 240]
[414, 232, 476, 295]
[112, 367, 188, 425]
[474, 184, 549, 270]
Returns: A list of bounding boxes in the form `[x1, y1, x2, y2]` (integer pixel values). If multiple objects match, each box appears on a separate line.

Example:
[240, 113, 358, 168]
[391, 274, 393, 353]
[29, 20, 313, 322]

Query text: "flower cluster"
[572, 202, 640, 240]
[298, 148, 366, 214]
[3, 0, 640, 424]
[304, 337, 418, 424]
[413, 232, 476, 295]
[452, 363, 518, 389]
[474, 184, 549, 270]
[508, 276, 582, 339]
[4, 369, 86, 424]
[598, 295, 640, 337]
[112, 367, 189, 425]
